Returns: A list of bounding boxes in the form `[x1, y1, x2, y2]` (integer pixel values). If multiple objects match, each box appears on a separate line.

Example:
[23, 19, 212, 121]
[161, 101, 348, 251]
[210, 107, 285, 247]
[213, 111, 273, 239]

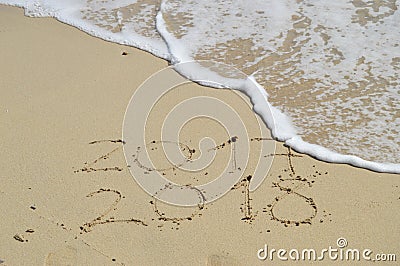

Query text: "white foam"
[1, 0, 399, 173]
[155, 3, 400, 173]
[286, 136, 400, 173]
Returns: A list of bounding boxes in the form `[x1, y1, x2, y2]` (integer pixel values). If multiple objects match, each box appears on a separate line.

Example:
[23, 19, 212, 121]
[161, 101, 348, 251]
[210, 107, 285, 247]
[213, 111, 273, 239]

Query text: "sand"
[0, 5, 399, 265]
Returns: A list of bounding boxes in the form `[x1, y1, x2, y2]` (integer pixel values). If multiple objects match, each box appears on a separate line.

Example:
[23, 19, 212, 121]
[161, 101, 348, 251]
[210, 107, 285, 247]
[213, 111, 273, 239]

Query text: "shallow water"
[2, 0, 399, 172]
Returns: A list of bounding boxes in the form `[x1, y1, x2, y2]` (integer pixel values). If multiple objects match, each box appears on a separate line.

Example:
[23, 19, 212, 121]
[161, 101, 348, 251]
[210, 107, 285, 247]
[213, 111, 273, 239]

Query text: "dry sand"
[0, 5, 399, 265]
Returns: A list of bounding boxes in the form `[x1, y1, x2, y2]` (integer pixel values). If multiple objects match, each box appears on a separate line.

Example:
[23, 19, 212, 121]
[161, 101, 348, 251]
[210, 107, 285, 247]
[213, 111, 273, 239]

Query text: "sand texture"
[0, 5, 399, 265]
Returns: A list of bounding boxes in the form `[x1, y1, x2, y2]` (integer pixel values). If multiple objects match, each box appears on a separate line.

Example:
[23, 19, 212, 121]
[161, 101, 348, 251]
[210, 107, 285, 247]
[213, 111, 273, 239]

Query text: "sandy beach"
[0, 5, 399, 265]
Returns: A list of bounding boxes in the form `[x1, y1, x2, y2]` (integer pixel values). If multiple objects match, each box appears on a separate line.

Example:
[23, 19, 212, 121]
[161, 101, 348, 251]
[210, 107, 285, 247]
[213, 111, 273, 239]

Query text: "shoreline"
[0, 5, 399, 265]
[2, 3, 399, 174]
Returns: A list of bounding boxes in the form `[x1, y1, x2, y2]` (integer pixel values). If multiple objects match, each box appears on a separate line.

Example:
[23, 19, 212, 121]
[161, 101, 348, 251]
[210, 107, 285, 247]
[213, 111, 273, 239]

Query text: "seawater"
[2, 0, 399, 173]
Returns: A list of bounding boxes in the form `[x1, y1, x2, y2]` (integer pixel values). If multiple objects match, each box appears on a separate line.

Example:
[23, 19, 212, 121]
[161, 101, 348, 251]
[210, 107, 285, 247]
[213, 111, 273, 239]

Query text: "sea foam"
[1, 0, 399, 173]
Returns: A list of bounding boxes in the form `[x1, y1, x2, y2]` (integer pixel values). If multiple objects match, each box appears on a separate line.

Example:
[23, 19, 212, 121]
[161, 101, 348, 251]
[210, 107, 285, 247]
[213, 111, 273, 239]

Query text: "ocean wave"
[2, 0, 399, 173]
